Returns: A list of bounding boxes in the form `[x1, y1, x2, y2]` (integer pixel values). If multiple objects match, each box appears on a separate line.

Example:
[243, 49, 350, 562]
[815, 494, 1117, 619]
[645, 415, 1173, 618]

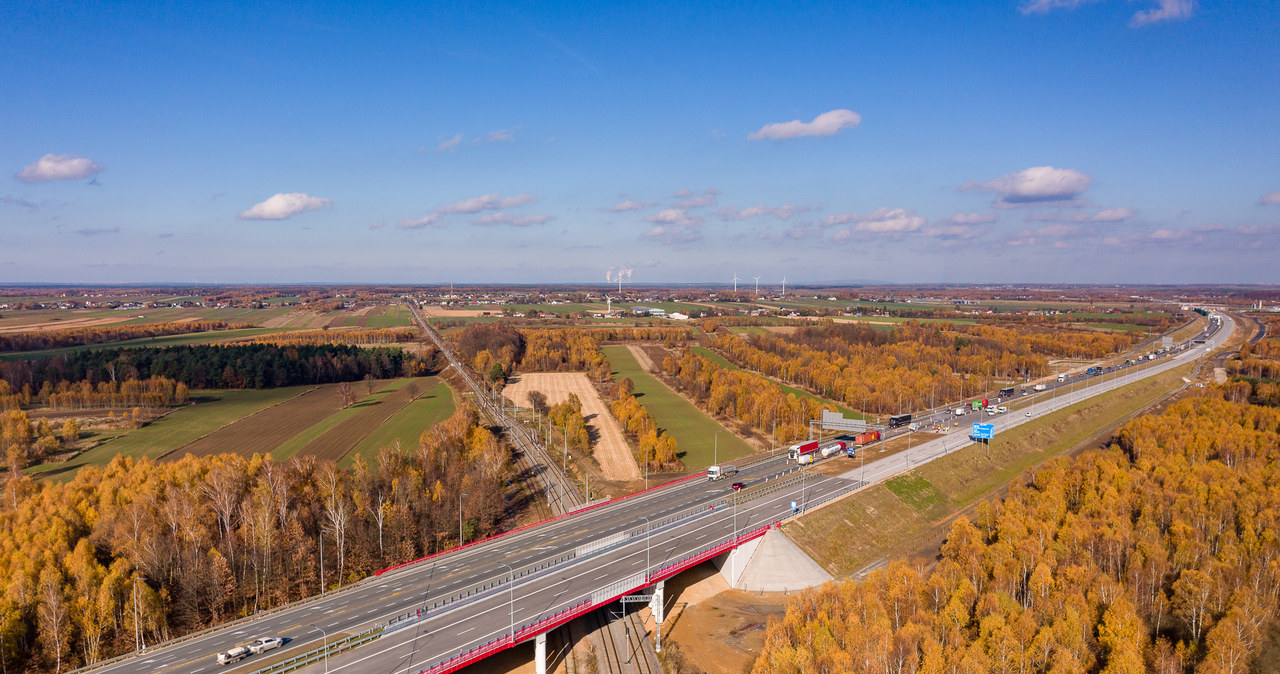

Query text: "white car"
[1025, 411, 1033, 417]
[997, 406, 1008, 413]
[248, 637, 283, 654]
[216, 646, 250, 665]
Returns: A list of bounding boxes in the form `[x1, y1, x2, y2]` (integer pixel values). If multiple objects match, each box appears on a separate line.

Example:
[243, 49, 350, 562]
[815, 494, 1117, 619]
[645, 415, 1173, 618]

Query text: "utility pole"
[459, 493, 469, 546]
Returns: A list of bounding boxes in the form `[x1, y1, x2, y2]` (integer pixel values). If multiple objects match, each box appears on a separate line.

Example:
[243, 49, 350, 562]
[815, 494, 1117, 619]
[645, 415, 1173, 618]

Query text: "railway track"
[588, 607, 659, 674]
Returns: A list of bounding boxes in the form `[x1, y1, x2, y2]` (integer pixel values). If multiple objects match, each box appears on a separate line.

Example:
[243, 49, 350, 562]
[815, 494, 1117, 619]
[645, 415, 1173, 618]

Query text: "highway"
[83, 313, 1231, 674]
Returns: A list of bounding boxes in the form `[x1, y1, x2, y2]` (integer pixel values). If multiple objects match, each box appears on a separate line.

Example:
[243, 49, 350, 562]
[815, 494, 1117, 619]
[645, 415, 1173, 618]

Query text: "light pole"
[714, 430, 721, 467]
[640, 515, 652, 581]
[459, 493, 469, 546]
[499, 562, 515, 644]
[309, 624, 329, 674]
[132, 574, 147, 652]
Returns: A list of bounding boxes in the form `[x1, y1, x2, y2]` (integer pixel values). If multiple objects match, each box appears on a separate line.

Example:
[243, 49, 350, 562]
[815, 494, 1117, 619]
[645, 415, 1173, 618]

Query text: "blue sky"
[3, 1, 1278, 285]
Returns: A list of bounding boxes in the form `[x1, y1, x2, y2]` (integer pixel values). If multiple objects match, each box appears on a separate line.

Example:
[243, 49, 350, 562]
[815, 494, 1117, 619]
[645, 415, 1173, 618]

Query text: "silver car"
[248, 637, 283, 654]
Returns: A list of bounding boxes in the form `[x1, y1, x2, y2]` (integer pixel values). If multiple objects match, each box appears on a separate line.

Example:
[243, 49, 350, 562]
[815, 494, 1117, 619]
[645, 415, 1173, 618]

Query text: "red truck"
[787, 440, 820, 462]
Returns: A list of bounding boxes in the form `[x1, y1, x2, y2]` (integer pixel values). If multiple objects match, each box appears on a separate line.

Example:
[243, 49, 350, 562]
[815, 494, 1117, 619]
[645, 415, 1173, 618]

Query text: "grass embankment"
[786, 361, 1194, 577]
[691, 346, 864, 419]
[342, 379, 456, 466]
[601, 345, 752, 468]
[28, 387, 311, 479]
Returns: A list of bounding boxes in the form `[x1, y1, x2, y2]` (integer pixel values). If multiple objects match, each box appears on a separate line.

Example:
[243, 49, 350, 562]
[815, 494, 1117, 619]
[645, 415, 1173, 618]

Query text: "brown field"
[503, 372, 640, 481]
[295, 380, 424, 462]
[170, 384, 340, 459]
[0, 314, 138, 333]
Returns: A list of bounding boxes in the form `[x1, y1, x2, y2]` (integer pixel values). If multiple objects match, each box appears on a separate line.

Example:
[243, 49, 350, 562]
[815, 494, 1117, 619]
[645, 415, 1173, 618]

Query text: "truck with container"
[707, 464, 738, 481]
[787, 440, 821, 462]
[888, 414, 913, 428]
[998, 387, 1015, 398]
[819, 440, 846, 457]
[853, 430, 880, 446]
[797, 453, 816, 465]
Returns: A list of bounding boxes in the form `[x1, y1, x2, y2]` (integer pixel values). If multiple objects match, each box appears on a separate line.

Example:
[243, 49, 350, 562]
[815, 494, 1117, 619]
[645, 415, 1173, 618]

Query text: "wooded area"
[754, 390, 1280, 673]
[0, 343, 419, 392]
[0, 404, 509, 672]
[708, 321, 1141, 416]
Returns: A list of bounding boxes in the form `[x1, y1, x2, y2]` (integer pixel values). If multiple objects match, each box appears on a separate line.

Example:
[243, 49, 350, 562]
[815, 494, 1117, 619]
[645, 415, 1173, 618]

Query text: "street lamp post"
[499, 562, 515, 644]
[640, 515, 652, 581]
[132, 574, 147, 652]
[309, 624, 329, 674]
[459, 493, 469, 546]
[714, 430, 721, 467]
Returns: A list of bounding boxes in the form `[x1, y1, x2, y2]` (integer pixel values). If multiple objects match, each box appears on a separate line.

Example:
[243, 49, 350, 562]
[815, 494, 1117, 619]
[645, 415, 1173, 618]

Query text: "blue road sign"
[972, 423, 995, 440]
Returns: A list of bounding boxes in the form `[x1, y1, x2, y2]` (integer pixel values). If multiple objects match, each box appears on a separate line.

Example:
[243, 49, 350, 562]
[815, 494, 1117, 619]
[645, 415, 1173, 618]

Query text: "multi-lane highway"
[86, 313, 1232, 674]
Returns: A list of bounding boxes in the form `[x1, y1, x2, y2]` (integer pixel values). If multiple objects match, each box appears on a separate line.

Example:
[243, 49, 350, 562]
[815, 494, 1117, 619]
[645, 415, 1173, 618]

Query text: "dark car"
[730, 481, 746, 491]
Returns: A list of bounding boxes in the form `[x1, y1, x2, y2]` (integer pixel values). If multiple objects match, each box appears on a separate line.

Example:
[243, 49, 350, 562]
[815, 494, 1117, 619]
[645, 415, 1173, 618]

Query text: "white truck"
[954, 407, 965, 416]
[707, 464, 738, 481]
[216, 646, 250, 665]
[1033, 384, 1047, 392]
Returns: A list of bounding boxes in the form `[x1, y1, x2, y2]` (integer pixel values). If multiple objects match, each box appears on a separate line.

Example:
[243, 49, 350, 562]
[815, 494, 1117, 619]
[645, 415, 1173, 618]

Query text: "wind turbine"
[604, 295, 613, 315]
[781, 276, 787, 298]
[753, 275, 761, 295]
[732, 272, 740, 292]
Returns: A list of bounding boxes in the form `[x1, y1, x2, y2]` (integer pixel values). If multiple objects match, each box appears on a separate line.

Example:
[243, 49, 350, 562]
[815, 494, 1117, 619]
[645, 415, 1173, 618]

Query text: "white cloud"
[16, 153, 104, 183]
[607, 200, 655, 212]
[1261, 190, 1280, 205]
[436, 128, 518, 152]
[472, 212, 552, 226]
[947, 212, 997, 225]
[369, 221, 385, 230]
[1090, 207, 1137, 222]
[719, 204, 810, 221]
[824, 207, 926, 234]
[962, 165, 1093, 204]
[641, 225, 701, 244]
[1130, 0, 1194, 27]
[398, 213, 442, 229]
[748, 109, 861, 141]
[673, 194, 718, 209]
[437, 134, 463, 152]
[644, 208, 704, 228]
[238, 192, 333, 220]
[1019, 0, 1099, 15]
[438, 193, 536, 214]
[924, 223, 989, 240]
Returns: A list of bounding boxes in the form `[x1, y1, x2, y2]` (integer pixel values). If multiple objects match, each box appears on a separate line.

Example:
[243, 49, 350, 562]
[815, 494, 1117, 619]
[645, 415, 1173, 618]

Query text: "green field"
[602, 345, 753, 468]
[342, 379, 456, 466]
[28, 387, 311, 479]
[690, 346, 864, 419]
[1079, 322, 1148, 333]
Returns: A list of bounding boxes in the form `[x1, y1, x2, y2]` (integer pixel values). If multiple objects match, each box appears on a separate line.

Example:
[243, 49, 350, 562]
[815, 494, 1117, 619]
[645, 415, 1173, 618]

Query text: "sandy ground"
[830, 317, 898, 326]
[655, 565, 788, 674]
[627, 344, 656, 372]
[504, 372, 640, 481]
[0, 314, 138, 333]
[421, 305, 495, 317]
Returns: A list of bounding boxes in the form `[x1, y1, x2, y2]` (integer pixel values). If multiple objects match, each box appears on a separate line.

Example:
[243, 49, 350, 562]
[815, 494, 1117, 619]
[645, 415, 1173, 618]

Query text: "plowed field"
[503, 372, 640, 481]
[172, 384, 339, 459]
[294, 380, 425, 462]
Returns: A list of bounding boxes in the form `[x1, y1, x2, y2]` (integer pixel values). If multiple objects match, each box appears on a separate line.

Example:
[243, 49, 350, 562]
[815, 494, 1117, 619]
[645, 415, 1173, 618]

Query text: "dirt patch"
[296, 381, 423, 463]
[627, 344, 656, 372]
[171, 385, 341, 460]
[657, 565, 789, 674]
[830, 317, 897, 326]
[0, 315, 138, 333]
[421, 305, 494, 318]
[503, 372, 640, 481]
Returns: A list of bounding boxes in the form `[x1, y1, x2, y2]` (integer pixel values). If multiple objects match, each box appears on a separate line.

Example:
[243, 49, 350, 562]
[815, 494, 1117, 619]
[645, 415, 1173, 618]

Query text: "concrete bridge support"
[535, 632, 547, 674]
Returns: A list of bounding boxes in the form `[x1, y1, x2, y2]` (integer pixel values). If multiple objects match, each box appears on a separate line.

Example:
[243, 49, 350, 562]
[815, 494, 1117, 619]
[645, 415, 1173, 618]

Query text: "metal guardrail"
[248, 626, 382, 674]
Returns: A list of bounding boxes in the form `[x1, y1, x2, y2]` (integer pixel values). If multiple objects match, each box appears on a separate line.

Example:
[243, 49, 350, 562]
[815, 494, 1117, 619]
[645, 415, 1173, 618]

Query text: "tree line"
[3, 410, 79, 472]
[0, 321, 251, 353]
[0, 403, 509, 672]
[608, 378, 680, 470]
[1, 376, 189, 414]
[708, 321, 1139, 416]
[753, 390, 1280, 673]
[0, 343, 420, 392]
[247, 327, 421, 345]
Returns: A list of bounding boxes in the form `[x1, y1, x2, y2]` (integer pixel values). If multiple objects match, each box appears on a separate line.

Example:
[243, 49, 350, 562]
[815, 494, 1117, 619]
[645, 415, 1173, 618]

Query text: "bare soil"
[626, 344, 656, 372]
[171, 384, 342, 459]
[421, 305, 495, 318]
[296, 381, 423, 462]
[656, 565, 789, 674]
[504, 372, 640, 481]
[0, 315, 137, 333]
